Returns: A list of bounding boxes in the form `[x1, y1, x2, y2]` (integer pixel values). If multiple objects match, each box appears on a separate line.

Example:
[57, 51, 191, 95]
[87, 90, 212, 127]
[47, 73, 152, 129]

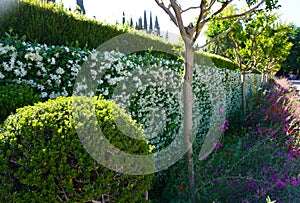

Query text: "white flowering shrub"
[0, 34, 90, 99]
[0, 35, 260, 153]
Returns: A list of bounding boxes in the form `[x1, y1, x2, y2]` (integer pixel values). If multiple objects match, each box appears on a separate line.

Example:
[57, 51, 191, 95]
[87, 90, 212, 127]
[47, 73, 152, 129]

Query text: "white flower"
[56, 67, 65, 75]
[0, 72, 5, 79]
[13, 69, 21, 77]
[47, 79, 52, 85]
[25, 52, 43, 62]
[3, 62, 12, 71]
[91, 69, 97, 76]
[49, 92, 57, 99]
[37, 84, 45, 90]
[102, 89, 109, 96]
[41, 92, 48, 98]
[97, 79, 103, 84]
[90, 52, 98, 61]
[50, 57, 56, 65]
[19, 68, 27, 77]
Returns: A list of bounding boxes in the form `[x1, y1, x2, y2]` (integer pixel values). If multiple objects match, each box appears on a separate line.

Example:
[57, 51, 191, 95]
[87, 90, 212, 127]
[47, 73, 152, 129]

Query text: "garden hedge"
[0, 0, 126, 49]
[0, 96, 153, 202]
[0, 0, 239, 70]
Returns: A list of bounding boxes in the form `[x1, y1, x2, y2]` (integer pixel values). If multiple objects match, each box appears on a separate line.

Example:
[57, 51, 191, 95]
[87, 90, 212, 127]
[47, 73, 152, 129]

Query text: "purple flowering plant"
[191, 78, 300, 202]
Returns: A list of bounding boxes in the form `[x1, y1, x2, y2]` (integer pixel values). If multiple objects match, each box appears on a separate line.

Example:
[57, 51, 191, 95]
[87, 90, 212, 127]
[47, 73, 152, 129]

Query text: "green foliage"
[277, 26, 300, 77]
[150, 79, 300, 203]
[205, 6, 293, 75]
[0, 0, 127, 49]
[0, 82, 40, 124]
[0, 34, 239, 100]
[0, 0, 238, 70]
[195, 51, 239, 71]
[0, 96, 153, 202]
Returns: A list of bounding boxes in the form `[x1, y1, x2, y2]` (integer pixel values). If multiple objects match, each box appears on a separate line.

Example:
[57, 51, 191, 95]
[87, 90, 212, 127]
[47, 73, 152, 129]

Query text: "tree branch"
[181, 6, 201, 13]
[206, 0, 216, 11]
[198, 18, 239, 49]
[215, 0, 265, 21]
[170, 0, 186, 37]
[205, 0, 234, 22]
[154, 0, 178, 27]
[193, 0, 207, 43]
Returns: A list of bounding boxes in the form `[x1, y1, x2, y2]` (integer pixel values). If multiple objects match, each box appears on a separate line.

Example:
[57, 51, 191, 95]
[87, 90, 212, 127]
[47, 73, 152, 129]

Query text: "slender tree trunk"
[183, 38, 195, 203]
[241, 73, 246, 115]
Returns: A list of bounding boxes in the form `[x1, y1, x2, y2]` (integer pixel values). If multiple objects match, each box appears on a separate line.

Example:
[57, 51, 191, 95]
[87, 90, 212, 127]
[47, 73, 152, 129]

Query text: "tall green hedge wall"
[0, 0, 126, 49]
[0, 0, 239, 70]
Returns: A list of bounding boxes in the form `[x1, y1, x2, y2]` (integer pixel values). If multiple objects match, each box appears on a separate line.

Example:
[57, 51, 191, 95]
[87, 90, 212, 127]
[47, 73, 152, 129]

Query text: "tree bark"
[183, 37, 195, 203]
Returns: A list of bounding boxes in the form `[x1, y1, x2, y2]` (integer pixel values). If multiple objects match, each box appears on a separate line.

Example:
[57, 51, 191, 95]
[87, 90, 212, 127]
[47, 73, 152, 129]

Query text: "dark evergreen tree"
[122, 11, 126, 25]
[165, 30, 169, 40]
[130, 17, 134, 27]
[154, 16, 160, 36]
[76, 0, 85, 14]
[143, 10, 147, 31]
[138, 17, 143, 30]
[149, 12, 153, 33]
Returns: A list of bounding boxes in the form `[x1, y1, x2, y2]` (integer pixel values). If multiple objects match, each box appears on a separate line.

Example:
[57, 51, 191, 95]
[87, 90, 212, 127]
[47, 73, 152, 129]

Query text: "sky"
[60, 0, 300, 44]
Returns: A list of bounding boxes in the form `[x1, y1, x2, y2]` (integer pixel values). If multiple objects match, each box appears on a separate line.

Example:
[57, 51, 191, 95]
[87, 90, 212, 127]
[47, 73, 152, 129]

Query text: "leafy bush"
[0, 96, 153, 202]
[0, 33, 261, 162]
[0, 82, 40, 124]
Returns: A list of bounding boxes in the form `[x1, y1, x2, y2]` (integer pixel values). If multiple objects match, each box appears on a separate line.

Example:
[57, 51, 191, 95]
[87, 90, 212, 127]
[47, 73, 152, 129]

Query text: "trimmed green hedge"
[0, 82, 40, 124]
[0, 0, 127, 49]
[0, 0, 239, 70]
[0, 96, 153, 202]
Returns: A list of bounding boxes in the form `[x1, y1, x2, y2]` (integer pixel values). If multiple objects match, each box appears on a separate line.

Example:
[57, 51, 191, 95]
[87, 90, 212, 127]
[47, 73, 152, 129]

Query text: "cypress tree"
[138, 17, 143, 30]
[135, 22, 138, 30]
[76, 0, 85, 14]
[154, 16, 160, 36]
[122, 11, 125, 24]
[130, 17, 134, 27]
[143, 10, 147, 31]
[149, 12, 153, 33]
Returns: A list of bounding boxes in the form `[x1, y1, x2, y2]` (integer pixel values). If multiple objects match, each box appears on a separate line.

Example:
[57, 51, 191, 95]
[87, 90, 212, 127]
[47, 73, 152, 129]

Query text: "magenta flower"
[214, 142, 223, 150]
[221, 119, 229, 133]
[291, 180, 298, 186]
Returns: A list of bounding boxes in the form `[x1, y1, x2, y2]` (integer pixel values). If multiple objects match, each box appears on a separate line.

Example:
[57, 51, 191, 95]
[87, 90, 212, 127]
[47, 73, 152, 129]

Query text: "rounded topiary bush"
[0, 82, 40, 124]
[0, 96, 153, 202]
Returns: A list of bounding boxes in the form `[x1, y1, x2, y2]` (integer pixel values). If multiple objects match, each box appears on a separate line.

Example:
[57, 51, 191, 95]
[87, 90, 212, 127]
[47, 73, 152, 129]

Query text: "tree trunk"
[241, 73, 246, 115]
[183, 38, 195, 203]
[76, 0, 85, 14]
